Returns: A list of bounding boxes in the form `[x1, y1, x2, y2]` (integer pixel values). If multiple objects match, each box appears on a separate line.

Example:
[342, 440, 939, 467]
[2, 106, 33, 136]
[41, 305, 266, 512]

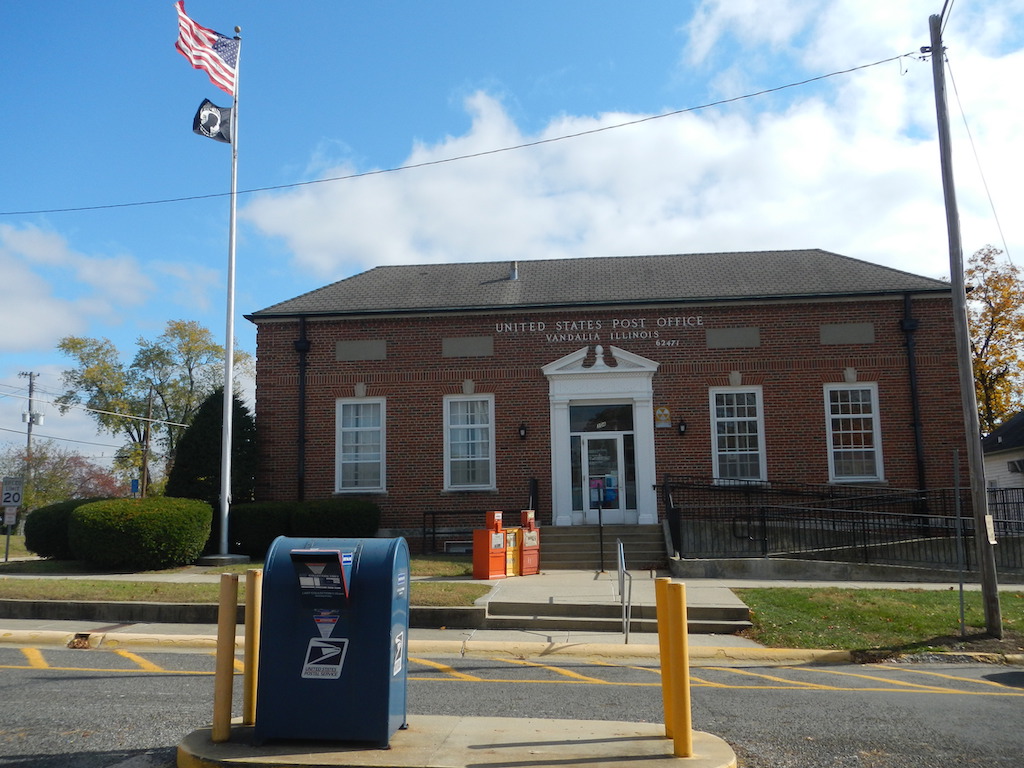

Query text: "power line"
[0, 424, 122, 449]
[0, 52, 917, 218]
[0, 388, 187, 428]
[946, 58, 1011, 263]
[940, 0, 957, 34]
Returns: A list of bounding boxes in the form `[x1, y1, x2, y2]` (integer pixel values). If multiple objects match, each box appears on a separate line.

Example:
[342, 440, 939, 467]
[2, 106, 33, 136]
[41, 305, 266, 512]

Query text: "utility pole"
[926, 13, 1002, 637]
[18, 372, 41, 516]
[140, 385, 154, 498]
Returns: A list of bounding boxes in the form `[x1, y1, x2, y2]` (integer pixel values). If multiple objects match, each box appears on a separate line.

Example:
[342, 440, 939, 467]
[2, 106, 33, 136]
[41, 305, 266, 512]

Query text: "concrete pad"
[177, 716, 736, 768]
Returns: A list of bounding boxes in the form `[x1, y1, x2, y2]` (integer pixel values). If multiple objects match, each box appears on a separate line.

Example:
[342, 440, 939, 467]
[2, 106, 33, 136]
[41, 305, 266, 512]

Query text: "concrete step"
[540, 525, 668, 570]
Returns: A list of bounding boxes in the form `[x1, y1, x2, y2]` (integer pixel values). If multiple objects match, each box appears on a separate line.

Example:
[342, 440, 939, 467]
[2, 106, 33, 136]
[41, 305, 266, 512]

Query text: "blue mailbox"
[253, 536, 411, 747]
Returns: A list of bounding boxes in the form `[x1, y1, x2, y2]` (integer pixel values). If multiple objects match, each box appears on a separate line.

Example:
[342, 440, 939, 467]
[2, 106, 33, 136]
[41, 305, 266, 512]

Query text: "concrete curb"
[0, 627, 236, 651]
[177, 717, 739, 768]
[6, 628, 1019, 666]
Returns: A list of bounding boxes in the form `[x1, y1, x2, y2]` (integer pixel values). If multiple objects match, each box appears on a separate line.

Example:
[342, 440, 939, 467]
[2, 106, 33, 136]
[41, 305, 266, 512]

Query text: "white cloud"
[0, 224, 155, 352]
[154, 260, 220, 314]
[242, 2, 1024, 288]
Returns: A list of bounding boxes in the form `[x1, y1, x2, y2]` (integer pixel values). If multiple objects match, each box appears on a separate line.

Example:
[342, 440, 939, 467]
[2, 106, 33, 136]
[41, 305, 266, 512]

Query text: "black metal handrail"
[660, 475, 1024, 573]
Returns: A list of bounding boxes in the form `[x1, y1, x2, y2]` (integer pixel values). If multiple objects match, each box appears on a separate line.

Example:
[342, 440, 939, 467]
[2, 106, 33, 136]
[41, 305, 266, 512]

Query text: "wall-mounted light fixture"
[518, 423, 528, 440]
[678, 419, 687, 435]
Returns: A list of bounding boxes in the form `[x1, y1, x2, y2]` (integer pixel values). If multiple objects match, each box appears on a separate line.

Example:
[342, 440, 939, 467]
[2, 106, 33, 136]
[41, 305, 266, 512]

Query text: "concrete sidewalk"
[2, 566, 1014, 660]
[0, 568, 851, 663]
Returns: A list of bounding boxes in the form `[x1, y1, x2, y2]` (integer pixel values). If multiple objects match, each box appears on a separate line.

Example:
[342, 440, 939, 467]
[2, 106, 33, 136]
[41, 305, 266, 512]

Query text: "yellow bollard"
[654, 577, 675, 738]
[212, 573, 239, 744]
[242, 569, 263, 726]
[667, 582, 693, 758]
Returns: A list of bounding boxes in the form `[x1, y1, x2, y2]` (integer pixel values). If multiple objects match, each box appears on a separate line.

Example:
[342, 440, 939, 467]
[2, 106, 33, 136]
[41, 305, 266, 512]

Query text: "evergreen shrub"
[290, 498, 382, 538]
[68, 497, 213, 570]
[24, 498, 106, 560]
[228, 501, 298, 559]
[229, 498, 381, 559]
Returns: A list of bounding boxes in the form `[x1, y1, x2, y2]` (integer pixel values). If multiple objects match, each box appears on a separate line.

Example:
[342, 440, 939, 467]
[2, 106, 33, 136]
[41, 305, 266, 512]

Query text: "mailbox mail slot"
[254, 536, 410, 746]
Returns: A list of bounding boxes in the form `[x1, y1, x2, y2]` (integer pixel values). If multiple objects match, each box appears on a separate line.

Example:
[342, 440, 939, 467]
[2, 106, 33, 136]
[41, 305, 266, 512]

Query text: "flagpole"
[218, 27, 241, 557]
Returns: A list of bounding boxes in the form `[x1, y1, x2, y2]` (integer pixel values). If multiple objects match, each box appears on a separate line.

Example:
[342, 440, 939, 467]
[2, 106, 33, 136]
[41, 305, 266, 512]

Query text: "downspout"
[294, 317, 310, 500]
[901, 293, 928, 490]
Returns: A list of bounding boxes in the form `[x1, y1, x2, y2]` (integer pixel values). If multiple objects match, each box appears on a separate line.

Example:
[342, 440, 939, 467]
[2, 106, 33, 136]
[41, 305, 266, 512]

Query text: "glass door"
[568, 403, 637, 524]
[583, 435, 624, 524]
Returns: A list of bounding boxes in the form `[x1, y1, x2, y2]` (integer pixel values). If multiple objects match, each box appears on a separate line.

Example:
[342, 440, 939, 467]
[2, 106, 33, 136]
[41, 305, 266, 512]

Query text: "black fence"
[420, 510, 487, 555]
[662, 475, 1024, 574]
[420, 479, 539, 555]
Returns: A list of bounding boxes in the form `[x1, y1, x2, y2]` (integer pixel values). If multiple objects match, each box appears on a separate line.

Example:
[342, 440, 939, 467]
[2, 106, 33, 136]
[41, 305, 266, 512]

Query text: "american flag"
[174, 1, 239, 97]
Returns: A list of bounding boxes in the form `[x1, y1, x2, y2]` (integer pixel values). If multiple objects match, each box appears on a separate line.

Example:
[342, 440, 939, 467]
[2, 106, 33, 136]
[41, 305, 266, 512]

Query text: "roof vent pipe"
[510, 261, 519, 281]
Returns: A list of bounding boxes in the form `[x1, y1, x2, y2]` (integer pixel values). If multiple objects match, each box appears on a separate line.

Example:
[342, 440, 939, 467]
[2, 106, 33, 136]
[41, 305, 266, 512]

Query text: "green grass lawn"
[0, 540, 486, 607]
[0, 533, 29, 560]
[738, 587, 1024, 653]
[4, 533, 1023, 650]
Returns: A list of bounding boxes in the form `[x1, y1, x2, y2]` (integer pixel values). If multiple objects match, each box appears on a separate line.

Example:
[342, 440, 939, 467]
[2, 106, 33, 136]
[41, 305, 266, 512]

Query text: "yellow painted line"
[234, 658, 246, 673]
[688, 674, 733, 688]
[0, 662, 215, 675]
[497, 657, 612, 683]
[411, 675, 660, 687]
[784, 666, 953, 693]
[116, 650, 164, 672]
[704, 666, 835, 689]
[20, 648, 48, 669]
[409, 657, 484, 681]
[408, 658, 658, 687]
[589, 659, 657, 672]
[868, 664, 1024, 690]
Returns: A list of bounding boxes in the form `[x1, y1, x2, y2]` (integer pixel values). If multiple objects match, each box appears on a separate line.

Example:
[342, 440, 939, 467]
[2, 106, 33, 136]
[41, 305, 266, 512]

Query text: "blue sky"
[2, 1, 1023, 463]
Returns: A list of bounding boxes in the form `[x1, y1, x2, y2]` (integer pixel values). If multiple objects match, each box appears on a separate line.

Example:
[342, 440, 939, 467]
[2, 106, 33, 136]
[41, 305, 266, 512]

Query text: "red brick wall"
[251, 293, 969, 533]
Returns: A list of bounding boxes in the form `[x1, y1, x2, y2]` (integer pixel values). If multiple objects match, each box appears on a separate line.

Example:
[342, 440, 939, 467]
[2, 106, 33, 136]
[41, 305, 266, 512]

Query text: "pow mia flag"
[192, 99, 232, 143]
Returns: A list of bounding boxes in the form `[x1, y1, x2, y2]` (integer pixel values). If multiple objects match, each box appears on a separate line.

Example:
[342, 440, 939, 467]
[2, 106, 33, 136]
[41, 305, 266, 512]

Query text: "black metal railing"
[661, 475, 1024, 573]
[419, 479, 542, 554]
[420, 510, 488, 555]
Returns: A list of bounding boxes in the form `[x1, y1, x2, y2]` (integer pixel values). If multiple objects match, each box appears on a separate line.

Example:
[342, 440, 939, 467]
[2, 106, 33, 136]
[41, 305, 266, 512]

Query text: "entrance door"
[583, 435, 625, 524]
[544, 346, 660, 527]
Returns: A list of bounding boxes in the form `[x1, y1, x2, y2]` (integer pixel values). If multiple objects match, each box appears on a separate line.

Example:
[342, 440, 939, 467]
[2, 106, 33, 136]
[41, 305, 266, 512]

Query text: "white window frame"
[335, 397, 386, 493]
[444, 394, 496, 491]
[709, 386, 766, 483]
[824, 383, 884, 483]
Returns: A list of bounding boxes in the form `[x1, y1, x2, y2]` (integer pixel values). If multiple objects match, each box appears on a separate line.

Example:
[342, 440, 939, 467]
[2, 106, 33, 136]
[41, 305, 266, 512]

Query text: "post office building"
[246, 249, 968, 545]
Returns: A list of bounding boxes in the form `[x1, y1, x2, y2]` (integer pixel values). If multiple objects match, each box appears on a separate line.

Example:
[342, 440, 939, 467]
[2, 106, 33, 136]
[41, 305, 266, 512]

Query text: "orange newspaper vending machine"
[472, 510, 507, 579]
[519, 509, 540, 575]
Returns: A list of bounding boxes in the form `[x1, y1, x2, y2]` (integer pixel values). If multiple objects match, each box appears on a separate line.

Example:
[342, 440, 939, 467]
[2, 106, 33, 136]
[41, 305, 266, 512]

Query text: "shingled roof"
[247, 249, 950, 319]
[983, 412, 1024, 453]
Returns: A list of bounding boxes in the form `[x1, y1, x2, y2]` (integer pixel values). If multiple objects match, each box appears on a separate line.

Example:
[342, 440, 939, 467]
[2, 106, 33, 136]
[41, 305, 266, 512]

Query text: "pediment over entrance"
[541, 345, 659, 378]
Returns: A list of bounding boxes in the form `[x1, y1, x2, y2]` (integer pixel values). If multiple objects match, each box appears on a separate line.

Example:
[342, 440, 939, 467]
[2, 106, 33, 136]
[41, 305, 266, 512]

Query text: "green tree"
[966, 245, 1024, 434]
[56, 320, 251, 488]
[0, 440, 125, 511]
[164, 388, 257, 507]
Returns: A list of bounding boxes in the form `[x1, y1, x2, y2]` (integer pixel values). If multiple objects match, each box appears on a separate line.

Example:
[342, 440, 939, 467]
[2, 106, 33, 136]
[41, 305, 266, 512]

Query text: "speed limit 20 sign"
[2, 477, 24, 508]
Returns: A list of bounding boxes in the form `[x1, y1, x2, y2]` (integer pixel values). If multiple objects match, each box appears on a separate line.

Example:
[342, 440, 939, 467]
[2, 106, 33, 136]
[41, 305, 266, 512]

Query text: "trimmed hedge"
[24, 498, 108, 560]
[69, 498, 213, 570]
[229, 498, 382, 559]
[228, 501, 298, 560]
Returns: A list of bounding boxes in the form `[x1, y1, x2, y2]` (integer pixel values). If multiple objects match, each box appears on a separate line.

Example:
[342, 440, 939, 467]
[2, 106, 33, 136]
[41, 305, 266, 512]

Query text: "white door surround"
[542, 345, 659, 526]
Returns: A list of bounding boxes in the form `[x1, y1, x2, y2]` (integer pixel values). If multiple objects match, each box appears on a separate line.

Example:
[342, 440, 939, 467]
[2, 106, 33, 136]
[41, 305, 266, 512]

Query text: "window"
[824, 384, 883, 482]
[710, 387, 765, 482]
[335, 398, 385, 492]
[444, 395, 495, 490]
